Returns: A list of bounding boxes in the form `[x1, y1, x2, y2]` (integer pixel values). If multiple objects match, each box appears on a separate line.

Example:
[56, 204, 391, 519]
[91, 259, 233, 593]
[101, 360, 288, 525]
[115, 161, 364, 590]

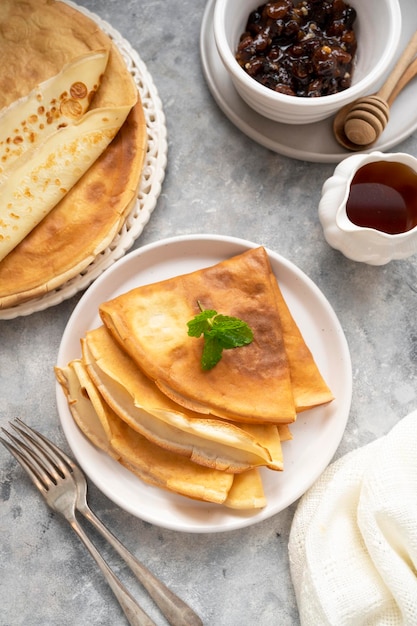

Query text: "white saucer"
[200, 0, 417, 163]
[56, 234, 352, 533]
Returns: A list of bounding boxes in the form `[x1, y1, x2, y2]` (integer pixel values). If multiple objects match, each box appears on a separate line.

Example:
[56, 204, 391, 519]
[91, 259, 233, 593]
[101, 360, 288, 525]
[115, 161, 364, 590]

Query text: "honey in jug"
[345, 161, 417, 235]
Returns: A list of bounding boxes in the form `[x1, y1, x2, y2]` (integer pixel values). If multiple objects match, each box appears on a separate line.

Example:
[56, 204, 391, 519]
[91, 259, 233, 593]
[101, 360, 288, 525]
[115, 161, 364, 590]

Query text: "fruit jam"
[346, 161, 417, 235]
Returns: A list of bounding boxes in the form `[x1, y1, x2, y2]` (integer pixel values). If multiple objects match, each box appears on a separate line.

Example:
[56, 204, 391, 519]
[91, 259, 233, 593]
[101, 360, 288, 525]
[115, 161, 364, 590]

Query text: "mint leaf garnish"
[187, 301, 254, 370]
[201, 334, 223, 370]
[187, 309, 218, 338]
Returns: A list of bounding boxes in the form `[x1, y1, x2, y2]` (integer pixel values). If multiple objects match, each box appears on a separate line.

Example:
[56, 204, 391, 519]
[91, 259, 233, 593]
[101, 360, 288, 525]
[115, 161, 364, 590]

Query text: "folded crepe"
[81, 325, 284, 473]
[0, 0, 113, 108]
[99, 247, 332, 423]
[0, 50, 109, 176]
[0, 101, 132, 263]
[0, 0, 146, 307]
[271, 275, 334, 412]
[0, 101, 146, 308]
[55, 247, 334, 508]
[55, 360, 235, 504]
[224, 469, 266, 510]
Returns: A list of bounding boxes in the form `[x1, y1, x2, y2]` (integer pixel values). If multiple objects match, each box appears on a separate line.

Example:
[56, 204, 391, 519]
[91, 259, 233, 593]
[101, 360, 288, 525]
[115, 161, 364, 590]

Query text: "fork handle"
[68, 517, 157, 626]
[80, 507, 203, 626]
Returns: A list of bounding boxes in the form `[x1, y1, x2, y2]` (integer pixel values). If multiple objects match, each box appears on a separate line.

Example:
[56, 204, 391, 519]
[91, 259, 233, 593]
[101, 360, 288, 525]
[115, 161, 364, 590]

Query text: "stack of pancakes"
[0, 0, 147, 309]
[56, 247, 334, 509]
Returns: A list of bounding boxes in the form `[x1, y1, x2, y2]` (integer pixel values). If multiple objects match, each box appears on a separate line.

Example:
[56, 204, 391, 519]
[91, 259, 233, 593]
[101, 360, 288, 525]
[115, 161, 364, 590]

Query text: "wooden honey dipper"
[333, 30, 417, 151]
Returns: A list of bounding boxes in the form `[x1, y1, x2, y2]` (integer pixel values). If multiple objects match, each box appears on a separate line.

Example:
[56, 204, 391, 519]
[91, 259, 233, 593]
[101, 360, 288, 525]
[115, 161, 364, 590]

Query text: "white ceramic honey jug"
[318, 151, 417, 265]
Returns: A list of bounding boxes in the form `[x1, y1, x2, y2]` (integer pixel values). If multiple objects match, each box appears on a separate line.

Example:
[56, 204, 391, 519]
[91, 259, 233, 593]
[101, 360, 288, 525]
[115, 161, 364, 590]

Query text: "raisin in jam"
[235, 0, 357, 97]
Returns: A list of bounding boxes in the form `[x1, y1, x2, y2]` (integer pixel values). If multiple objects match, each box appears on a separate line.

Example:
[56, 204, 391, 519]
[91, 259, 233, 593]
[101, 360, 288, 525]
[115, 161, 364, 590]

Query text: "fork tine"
[6, 421, 64, 485]
[0, 433, 49, 492]
[2, 420, 201, 625]
[13, 418, 75, 474]
[9, 419, 74, 485]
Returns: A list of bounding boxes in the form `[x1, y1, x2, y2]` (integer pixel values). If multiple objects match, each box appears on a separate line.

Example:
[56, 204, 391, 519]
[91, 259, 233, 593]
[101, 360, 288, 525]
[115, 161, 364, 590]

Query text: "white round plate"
[56, 235, 352, 533]
[0, 1, 167, 320]
[200, 0, 417, 163]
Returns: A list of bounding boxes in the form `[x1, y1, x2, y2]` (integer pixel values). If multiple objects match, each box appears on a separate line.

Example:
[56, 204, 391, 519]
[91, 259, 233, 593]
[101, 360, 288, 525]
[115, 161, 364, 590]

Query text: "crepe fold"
[271, 270, 335, 412]
[0, 0, 147, 308]
[0, 102, 146, 308]
[56, 360, 235, 504]
[81, 325, 284, 473]
[0, 1, 113, 108]
[0, 50, 109, 176]
[0, 103, 132, 262]
[100, 247, 333, 424]
[56, 247, 334, 509]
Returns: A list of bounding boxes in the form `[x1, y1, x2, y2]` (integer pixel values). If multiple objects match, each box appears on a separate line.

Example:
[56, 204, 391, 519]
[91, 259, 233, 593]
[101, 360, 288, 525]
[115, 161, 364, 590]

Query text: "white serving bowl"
[318, 151, 417, 265]
[213, 0, 402, 125]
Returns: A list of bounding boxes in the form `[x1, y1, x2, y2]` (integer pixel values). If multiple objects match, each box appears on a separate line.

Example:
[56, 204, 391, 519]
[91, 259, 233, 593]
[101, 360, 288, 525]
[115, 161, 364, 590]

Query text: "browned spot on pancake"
[70, 81, 88, 99]
[85, 180, 106, 203]
[60, 98, 83, 118]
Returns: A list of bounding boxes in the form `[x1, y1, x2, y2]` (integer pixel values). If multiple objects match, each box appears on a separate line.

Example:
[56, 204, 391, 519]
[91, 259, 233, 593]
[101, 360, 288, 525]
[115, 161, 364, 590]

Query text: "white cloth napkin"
[289, 410, 417, 626]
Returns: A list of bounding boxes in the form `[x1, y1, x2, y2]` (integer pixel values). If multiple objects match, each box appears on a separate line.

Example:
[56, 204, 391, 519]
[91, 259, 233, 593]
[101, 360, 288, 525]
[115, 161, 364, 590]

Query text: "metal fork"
[0, 419, 203, 626]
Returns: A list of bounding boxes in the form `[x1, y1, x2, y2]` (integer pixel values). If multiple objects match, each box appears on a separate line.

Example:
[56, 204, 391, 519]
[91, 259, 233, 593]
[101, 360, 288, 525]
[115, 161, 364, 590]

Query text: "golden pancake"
[0, 101, 146, 308]
[224, 469, 266, 510]
[240, 423, 283, 468]
[271, 277, 334, 411]
[0, 50, 109, 176]
[55, 358, 116, 457]
[113, 431, 233, 504]
[81, 325, 283, 472]
[0, 1, 114, 107]
[55, 247, 334, 509]
[0, 0, 146, 308]
[277, 423, 293, 442]
[0, 102, 132, 263]
[55, 360, 235, 504]
[100, 247, 297, 424]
